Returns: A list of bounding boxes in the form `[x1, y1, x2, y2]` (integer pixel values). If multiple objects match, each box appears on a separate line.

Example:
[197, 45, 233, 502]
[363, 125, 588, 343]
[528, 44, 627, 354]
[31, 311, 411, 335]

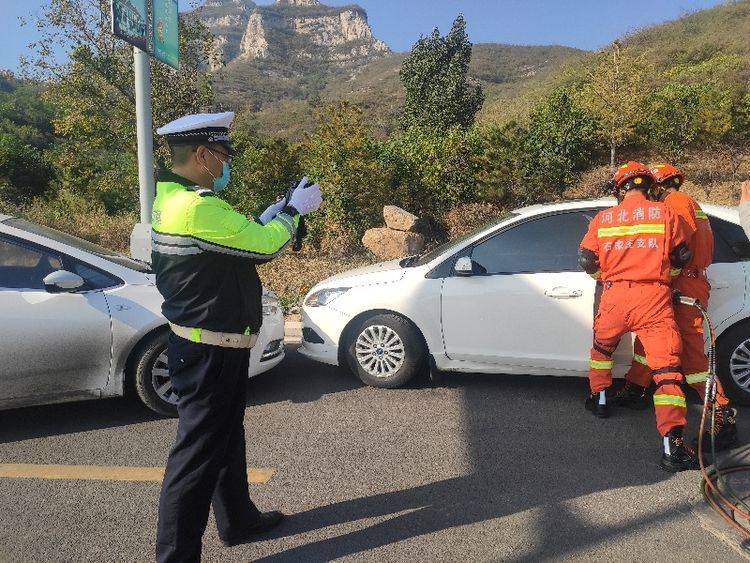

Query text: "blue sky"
[0, 0, 728, 72]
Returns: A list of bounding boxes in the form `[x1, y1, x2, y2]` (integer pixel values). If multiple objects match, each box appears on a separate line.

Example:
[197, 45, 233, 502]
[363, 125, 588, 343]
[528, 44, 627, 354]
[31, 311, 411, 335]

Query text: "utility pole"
[134, 46, 155, 223]
[130, 46, 155, 262]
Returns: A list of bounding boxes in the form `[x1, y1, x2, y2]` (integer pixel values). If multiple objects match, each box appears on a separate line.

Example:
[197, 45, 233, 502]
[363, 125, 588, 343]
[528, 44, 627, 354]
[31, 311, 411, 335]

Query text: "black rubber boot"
[660, 428, 699, 472]
[696, 407, 739, 453]
[611, 381, 649, 410]
[585, 390, 609, 418]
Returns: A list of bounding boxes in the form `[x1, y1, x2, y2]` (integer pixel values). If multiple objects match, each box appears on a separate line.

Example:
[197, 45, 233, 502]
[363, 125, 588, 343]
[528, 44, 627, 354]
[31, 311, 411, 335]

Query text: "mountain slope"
[480, 0, 750, 124]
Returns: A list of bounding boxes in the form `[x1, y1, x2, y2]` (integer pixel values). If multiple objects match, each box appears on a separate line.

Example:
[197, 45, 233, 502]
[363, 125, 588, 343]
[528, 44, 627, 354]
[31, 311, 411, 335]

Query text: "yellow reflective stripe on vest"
[633, 354, 648, 366]
[590, 359, 613, 370]
[695, 210, 708, 220]
[597, 224, 665, 238]
[685, 371, 709, 385]
[190, 327, 202, 343]
[653, 394, 687, 408]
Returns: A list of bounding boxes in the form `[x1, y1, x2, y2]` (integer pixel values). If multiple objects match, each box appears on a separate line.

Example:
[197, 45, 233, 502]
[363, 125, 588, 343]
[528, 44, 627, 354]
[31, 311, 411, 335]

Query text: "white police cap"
[157, 111, 235, 149]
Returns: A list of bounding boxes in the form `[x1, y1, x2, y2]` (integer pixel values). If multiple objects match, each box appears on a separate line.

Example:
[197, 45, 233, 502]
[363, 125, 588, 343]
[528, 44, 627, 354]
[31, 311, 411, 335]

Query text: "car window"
[0, 238, 63, 290]
[68, 261, 121, 291]
[470, 211, 595, 274]
[709, 215, 750, 263]
[3, 218, 152, 273]
[413, 212, 518, 267]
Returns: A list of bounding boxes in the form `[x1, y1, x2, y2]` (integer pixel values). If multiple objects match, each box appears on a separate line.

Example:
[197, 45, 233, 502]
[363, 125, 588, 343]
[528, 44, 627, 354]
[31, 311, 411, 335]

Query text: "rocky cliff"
[196, 0, 389, 70]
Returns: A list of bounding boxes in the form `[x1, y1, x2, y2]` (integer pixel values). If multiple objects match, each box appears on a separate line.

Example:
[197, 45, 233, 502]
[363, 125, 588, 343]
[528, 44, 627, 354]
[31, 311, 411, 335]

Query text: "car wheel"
[346, 313, 426, 388]
[130, 332, 178, 417]
[717, 322, 750, 406]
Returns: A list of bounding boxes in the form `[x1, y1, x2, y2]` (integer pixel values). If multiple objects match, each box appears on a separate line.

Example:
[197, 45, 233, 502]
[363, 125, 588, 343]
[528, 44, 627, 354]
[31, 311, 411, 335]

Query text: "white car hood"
[320, 258, 407, 287]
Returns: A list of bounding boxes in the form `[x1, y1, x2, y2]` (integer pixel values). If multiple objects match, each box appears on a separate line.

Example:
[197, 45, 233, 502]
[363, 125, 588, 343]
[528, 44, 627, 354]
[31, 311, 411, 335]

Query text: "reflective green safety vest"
[150, 171, 298, 334]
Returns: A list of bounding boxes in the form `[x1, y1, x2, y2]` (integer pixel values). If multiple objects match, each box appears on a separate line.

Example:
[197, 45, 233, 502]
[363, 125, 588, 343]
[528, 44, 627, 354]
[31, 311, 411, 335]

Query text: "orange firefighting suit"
[581, 191, 691, 435]
[625, 191, 729, 406]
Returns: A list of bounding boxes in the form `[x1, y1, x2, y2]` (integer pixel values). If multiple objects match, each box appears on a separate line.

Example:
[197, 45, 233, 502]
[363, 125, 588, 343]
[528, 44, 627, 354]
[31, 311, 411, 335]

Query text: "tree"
[0, 134, 55, 206]
[522, 89, 598, 198]
[641, 82, 731, 163]
[383, 125, 482, 222]
[581, 41, 652, 169]
[300, 102, 394, 250]
[23, 0, 215, 211]
[400, 14, 484, 131]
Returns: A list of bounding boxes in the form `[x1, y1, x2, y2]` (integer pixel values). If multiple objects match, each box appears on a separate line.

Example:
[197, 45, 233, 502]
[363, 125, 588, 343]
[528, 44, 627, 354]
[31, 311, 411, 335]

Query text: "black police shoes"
[221, 511, 286, 547]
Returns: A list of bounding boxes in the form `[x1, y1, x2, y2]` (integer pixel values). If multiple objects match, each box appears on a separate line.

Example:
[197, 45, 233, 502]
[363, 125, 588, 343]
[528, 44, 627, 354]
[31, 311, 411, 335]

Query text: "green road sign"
[111, 0, 179, 69]
[111, 0, 148, 52]
[153, 0, 179, 70]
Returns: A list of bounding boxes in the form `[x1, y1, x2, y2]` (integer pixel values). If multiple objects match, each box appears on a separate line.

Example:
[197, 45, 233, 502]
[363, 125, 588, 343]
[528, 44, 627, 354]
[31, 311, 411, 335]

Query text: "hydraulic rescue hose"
[681, 295, 750, 539]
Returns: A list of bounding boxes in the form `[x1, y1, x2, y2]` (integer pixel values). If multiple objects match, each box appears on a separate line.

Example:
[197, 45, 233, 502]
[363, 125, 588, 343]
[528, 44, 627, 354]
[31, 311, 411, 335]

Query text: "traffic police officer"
[151, 111, 322, 562]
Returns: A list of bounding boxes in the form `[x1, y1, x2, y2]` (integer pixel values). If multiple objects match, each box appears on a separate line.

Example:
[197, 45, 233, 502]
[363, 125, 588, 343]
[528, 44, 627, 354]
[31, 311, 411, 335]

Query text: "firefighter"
[615, 164, 738, 451]
[579, 161, 697, 472]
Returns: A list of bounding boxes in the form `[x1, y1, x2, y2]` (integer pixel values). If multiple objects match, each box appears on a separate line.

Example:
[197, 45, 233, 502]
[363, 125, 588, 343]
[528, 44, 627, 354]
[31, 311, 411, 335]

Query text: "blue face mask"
[213, 161, 231, 192]
[205, 149, 231, 192]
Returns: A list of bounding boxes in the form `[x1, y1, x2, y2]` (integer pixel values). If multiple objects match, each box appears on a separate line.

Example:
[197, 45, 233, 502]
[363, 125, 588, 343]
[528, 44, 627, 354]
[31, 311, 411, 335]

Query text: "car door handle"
[545, 287, 583, 299]
[708, 278, 730, 290]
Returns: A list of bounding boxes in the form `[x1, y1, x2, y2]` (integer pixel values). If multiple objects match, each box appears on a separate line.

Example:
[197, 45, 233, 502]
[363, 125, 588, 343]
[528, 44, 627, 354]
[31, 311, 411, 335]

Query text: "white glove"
[258, 197, 287, 225]
[288, 179, 323, 216]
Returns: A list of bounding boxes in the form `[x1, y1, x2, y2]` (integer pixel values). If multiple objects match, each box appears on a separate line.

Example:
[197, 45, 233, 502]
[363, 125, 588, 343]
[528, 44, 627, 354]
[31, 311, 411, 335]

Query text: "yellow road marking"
[0, 464, 275, 483]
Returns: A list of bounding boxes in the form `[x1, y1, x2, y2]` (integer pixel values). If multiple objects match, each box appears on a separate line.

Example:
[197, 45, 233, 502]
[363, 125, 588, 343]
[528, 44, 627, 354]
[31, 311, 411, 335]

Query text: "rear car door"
[0, 235, 113, 402]
[441, 210, 624, 373]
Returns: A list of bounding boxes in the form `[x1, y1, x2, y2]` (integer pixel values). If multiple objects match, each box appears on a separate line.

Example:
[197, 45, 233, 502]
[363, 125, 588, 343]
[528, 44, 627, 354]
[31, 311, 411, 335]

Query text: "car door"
[707, 216, 748, 326]
[0, 235, 113, 401]
[441, 210, 625, 373]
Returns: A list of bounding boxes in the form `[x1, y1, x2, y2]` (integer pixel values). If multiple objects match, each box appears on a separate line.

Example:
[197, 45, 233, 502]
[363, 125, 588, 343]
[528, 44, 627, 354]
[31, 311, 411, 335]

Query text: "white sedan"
[300, 198, 750, 403]
[0, 215, 285, 416]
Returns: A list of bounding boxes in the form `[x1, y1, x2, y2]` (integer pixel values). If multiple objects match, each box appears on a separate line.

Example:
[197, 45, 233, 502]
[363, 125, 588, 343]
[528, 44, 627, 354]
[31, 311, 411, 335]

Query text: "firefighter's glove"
[578, 248, 600, 277]
[259, 197, 287, 225]
[289, 180, 323, 216]
[669, 241, 692, 268]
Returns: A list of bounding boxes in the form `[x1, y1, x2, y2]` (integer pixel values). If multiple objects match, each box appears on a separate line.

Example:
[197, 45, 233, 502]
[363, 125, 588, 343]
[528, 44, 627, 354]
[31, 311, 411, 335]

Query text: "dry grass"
[7, 191, 137, 253]
[258, 251, 374, 310]
[443, 202, 506, 238]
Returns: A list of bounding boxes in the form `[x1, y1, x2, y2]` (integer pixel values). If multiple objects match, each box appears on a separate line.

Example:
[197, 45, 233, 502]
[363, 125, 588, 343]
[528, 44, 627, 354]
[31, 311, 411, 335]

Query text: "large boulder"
[362, 227, 425, 260]
[383, 205, 419, 232]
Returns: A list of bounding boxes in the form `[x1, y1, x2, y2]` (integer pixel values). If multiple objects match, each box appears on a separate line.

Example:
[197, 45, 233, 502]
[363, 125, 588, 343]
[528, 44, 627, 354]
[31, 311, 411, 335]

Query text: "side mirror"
[43, 270, 85, 293]
[454, 256, 487, 276]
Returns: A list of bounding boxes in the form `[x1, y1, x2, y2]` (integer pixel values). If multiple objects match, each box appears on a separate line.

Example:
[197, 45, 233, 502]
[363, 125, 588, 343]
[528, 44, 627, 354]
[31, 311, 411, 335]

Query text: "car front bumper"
[249, 306, 286, 377]
[298, 305, 352, 367]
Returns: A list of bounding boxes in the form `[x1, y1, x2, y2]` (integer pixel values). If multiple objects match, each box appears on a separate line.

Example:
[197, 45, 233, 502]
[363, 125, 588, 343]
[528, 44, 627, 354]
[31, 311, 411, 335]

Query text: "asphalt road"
[0, 345, 748, 562]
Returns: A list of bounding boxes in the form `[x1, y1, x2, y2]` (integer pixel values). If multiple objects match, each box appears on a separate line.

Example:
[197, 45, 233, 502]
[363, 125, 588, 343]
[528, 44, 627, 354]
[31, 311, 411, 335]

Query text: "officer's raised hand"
[288, 178, 323, 215]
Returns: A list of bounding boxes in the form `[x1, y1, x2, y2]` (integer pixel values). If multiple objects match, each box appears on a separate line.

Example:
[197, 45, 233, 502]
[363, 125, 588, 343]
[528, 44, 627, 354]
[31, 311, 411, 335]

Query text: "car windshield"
[4, 218, 152, 273]
[408, 212, 518, 267]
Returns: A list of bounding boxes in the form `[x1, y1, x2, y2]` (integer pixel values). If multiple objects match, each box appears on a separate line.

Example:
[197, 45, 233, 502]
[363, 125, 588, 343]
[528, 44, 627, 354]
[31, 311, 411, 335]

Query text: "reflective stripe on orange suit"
[581, 191, 691, 436]
[626, 191, 729, 406]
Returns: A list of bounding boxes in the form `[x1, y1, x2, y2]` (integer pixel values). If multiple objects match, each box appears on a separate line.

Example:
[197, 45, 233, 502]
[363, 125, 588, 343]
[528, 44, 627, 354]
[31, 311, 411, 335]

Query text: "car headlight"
[305, 287, 350, 307]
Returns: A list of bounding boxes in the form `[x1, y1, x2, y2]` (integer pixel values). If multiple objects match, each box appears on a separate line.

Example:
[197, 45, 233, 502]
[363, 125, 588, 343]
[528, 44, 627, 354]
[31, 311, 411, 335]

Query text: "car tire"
[346, 313, 426, 388]
[130, 331, 178, 417]
[716, 322, 750, 406]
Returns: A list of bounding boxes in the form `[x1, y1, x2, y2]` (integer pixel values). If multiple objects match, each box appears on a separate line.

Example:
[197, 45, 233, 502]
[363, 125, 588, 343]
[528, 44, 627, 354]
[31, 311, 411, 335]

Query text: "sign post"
[111, 0, 179, 261]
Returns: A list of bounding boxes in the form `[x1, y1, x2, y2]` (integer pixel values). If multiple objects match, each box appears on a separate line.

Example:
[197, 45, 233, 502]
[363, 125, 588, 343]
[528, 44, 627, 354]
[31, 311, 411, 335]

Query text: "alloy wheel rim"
[355, 325, 405, 378]
[151, 350, 178, 405]
[730, 338, 750, 391]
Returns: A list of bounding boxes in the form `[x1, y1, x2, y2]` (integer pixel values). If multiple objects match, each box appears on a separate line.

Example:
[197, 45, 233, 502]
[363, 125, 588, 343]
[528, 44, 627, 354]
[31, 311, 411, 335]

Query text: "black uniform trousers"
[156, 333, 261, 563]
